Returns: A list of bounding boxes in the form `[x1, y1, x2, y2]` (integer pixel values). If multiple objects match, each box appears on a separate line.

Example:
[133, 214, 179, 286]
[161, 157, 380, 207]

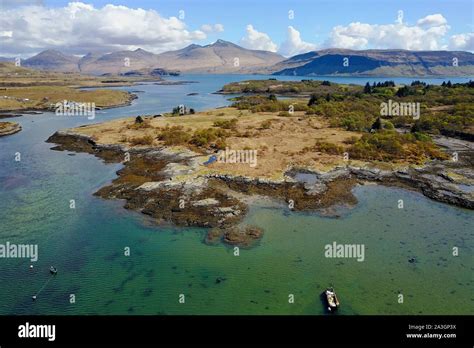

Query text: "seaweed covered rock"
[206, 225, 263, 248]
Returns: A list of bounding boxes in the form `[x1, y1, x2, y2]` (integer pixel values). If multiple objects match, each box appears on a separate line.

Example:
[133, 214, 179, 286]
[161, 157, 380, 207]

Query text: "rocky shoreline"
[47, 129, 473, 247]
[0, 121, 22, 137]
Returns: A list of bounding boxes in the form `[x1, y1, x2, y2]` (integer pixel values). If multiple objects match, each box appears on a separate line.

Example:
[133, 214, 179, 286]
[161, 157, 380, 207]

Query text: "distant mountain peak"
[36, 49, 68, 57]
[23, 49, 80, 72]
[183, 43, 202, 50]
[209, 39, 238, 47]
[131, 48, 155, 57]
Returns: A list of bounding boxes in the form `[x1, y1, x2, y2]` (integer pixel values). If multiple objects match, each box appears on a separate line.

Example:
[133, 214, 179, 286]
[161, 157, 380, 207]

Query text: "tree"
[364, 82, 372, 94]
[308, 94, 318, 106]
[411, 80, 426, 87]
[371, 117, 383, 131]
[268, 94, 277, 102]
[396, 86, 410, 97]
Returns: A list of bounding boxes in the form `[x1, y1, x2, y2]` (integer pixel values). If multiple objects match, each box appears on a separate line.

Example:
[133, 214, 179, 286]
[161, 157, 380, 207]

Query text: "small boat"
[322, 287, 340, 312]
[203, 155, 217, 166]
[49, 266, 58, 275]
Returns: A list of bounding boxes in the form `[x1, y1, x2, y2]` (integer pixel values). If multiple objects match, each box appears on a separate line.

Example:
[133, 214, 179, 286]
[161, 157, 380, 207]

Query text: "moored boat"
[322, 287, 340, 312]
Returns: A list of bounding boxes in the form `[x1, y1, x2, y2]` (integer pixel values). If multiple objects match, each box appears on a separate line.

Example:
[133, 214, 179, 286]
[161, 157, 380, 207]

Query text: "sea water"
[0, 75, 472, 314]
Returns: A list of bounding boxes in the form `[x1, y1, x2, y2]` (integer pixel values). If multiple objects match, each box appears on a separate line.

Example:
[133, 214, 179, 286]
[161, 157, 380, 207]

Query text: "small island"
[48, 79, 474, 247]
[0, 121, 21, 137]
[0, 62, 159, 115]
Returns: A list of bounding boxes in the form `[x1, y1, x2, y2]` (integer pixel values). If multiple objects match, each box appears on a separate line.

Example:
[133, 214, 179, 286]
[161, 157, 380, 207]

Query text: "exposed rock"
[222, 225, 264, 248]
[46, 128, 473, 252]
[210, 173, 358, 211]
[206, 225, 264, 248]
[205, 228, 224, 245]
[192, 198, 220, 207]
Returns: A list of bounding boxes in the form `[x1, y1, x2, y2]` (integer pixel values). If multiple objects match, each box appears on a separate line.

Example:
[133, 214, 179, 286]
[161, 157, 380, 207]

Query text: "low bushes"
[349, 130, 447, 162]
[213, 118, 238, 129]
[129, 135, 154, 146]
[157, 125, 190, 145]
[190, 128, 229, 149]
[313, 141, 344, 155]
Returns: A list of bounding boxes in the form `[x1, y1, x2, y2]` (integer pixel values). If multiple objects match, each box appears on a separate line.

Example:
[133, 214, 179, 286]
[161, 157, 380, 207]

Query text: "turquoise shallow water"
[0, 75, 472, 315]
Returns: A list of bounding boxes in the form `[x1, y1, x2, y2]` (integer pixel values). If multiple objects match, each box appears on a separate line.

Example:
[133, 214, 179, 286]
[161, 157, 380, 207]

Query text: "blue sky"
[1, 0, 473, 56]
[41, 0, 473, 42]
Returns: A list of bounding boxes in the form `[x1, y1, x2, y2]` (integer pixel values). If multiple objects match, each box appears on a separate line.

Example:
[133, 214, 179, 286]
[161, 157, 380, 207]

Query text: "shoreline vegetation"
[0, 62, 162, 115]
[47, 79, 474, 248]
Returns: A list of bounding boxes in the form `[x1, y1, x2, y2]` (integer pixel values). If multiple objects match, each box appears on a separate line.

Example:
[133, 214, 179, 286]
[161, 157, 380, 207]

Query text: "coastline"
[46, 126, 473, 247]
[0, 91, 137, 116]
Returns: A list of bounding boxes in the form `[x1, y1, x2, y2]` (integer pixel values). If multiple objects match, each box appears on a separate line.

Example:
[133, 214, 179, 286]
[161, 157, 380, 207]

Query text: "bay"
[0, 74, 472, 314]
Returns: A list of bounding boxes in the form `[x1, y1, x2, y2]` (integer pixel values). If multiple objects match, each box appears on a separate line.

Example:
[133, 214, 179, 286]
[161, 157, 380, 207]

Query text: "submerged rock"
[222, 225, 264, 247]
[206, 225, 264, 248]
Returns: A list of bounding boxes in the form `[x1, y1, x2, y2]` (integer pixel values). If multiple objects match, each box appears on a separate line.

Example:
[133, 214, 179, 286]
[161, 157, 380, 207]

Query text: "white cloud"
[449, 33, 474, 51]
[0, 31, 13, 38]
[417, 14, 448, 27]
[278, 26, 317, 57]
[201, 24, 213, 32]
[0, 2, 207, 56]
[240, 25, 277, 52]
[201, 23, 224, 33]
[325, 13, 454, 50]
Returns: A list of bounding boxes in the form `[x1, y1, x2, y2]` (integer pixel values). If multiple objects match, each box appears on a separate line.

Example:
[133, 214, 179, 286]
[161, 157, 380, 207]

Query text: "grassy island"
[0, 62, 155, 113]
[47, 79, 474, 247]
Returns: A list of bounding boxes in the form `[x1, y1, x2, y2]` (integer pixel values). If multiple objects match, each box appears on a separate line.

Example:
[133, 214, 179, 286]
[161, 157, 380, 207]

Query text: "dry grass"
[0, 62, 156, 112]
[69, 107, 363, 178]
[0, 86, 131, 111]
[0, 121, 14, 130]
[0, 62, 155, 88]
[0, 121, 20, 136]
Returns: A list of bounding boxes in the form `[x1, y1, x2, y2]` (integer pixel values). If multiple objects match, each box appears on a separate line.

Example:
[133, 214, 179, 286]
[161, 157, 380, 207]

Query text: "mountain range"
[271, 48, 474, 76]
[6, 40, 474, 77]
[16, 40, 283, 75]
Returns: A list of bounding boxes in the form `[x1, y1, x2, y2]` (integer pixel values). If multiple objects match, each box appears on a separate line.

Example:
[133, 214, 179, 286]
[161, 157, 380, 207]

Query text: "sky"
[0, 0, 473, 57]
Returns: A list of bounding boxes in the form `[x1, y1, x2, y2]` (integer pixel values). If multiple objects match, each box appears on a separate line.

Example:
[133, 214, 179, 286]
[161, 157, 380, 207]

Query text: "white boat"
[323, 287, 340, 312]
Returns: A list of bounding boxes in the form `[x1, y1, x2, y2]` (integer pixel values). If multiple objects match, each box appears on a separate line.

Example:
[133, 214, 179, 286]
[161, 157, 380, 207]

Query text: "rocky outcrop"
[46, 129, 473, 249]
[206, 225, 264, 248]
[47, 131, 248, 235]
